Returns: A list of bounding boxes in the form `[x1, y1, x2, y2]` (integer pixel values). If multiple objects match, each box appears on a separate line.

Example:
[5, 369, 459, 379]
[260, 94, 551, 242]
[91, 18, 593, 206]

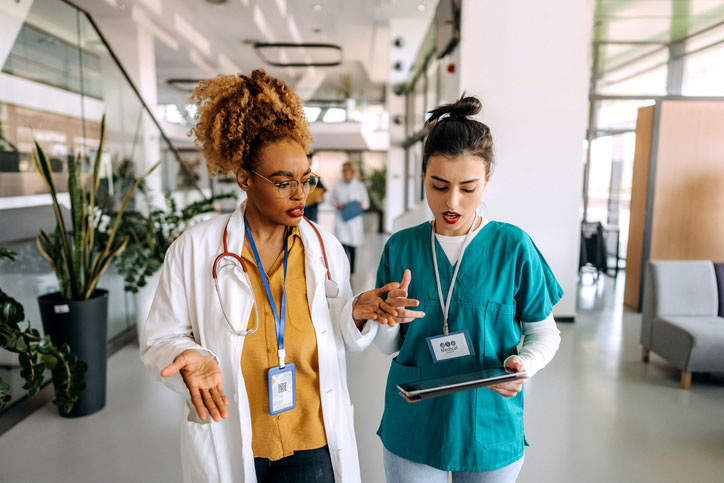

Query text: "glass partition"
[0, 0, 203, 413]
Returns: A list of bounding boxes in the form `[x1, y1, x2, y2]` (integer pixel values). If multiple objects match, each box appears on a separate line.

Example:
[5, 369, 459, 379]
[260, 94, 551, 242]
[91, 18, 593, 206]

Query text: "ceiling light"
[313, 3, 322, 11]
[417, 3, 425, 12]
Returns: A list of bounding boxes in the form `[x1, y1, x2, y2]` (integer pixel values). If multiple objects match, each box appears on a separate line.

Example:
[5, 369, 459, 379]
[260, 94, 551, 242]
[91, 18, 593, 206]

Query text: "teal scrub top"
[376, 220, 563, 472]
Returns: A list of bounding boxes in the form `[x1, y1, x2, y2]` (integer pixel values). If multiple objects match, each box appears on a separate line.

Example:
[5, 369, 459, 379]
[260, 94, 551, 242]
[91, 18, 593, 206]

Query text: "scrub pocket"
[474, 386, 524, 448]
[383, 358, 422, 437]
[484, 301, 518, 363]
[476, 301, 524, 447]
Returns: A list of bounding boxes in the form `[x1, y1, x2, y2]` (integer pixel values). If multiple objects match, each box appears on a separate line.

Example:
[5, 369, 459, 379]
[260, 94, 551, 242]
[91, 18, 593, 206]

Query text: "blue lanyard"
[244, 217, 289, 365]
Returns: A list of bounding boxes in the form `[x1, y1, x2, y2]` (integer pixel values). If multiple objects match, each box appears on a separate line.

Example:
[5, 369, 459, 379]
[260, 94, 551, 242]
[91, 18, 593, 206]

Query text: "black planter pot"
[0, 150, 20, 172]
[38, 290, 109, 418]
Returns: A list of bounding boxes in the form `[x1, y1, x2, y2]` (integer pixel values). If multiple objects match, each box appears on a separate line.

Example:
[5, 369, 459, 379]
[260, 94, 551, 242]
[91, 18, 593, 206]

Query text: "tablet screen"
[398, 367, 525, 396]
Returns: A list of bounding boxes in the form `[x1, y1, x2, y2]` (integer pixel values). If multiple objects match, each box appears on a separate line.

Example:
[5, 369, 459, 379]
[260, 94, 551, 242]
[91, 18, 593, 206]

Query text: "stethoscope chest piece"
[325, 279, 340, 298]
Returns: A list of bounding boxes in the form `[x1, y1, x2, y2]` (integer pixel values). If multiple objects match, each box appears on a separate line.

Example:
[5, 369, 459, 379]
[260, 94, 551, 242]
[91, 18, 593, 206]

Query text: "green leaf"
[15, 336, 27, 352]
[40, 353, 58, 370]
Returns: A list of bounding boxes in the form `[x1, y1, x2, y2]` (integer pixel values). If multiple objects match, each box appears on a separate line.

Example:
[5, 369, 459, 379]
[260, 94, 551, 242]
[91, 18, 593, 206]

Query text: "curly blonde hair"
[189, 69, 313, 176]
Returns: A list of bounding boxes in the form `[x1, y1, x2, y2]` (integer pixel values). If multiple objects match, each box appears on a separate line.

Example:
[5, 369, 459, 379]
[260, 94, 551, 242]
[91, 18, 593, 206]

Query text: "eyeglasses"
[251, 170, 319, 198]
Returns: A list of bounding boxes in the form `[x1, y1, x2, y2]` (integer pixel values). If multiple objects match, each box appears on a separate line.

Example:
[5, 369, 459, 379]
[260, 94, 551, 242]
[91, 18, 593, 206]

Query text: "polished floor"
[1, 234, 723, 482]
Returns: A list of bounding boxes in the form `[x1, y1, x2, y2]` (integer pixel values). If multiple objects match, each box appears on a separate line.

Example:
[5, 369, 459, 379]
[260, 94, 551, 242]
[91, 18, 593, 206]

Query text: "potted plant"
[33, 115, 158, 417]
[338, 73, 356, 121]
[367, 166, 386, 209]
[0, 249, 86, 414]
[111, 192, 235, 342]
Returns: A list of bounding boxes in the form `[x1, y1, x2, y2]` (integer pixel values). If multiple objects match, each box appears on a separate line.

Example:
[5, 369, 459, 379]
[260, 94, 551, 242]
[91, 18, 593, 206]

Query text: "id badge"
[268, 363, 296, 415]
[426, 329, 475, 362]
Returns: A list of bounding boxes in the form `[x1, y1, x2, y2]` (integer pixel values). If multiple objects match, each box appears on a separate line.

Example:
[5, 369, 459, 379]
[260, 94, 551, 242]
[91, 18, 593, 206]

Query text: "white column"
[457, 0, 593, 317]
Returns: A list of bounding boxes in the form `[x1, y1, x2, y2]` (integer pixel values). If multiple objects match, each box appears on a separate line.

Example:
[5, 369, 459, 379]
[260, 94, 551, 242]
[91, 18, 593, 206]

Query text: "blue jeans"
[383, 446, 524, 483]
[254, 445, 334, 483]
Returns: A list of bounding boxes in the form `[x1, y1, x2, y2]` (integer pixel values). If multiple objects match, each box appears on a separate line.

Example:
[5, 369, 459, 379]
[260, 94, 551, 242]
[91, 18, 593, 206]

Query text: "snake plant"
[33, 115, 159, 300]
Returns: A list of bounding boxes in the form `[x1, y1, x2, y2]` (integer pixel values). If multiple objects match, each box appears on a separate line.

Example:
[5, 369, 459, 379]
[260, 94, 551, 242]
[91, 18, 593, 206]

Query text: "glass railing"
[0, 0, 207, 414]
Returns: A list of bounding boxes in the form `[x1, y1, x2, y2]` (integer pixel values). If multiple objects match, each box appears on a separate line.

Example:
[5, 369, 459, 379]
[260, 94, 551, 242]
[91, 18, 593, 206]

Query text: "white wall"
[457, 0, 592, 317]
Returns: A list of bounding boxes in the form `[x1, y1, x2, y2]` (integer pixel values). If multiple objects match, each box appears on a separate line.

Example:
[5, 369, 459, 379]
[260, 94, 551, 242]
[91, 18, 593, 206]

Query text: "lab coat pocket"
[473, 386, 524, 448]
[180, 400, 221, 481]
[384, 358, 421, 437]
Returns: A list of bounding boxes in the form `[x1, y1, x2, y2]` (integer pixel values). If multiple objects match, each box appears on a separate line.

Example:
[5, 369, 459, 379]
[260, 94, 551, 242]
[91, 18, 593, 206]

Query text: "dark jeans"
[342, 244, 356, 274]
[254, 445, 334, 483]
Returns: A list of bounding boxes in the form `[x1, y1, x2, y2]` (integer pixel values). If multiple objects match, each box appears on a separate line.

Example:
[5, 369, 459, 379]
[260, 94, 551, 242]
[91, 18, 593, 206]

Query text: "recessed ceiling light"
[313, 3, 322, 11]
[417, 3, 425, 12]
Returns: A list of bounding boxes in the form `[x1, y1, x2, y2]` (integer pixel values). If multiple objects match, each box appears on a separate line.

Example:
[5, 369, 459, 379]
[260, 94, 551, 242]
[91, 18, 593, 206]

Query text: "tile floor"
[1, 234, 723, 482]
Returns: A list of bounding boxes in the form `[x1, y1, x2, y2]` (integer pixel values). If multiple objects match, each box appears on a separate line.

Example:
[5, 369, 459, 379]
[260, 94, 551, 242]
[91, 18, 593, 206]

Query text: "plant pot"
[345, 98, 356, 121]
[38, 290, 109, 418]
[134, 270, 161, 345]
[0, 150, 20, 172]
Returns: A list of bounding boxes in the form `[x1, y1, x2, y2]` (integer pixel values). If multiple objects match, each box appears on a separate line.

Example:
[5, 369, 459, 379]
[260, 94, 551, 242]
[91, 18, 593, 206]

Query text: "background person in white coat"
[140, 70, 423, 483]
[329, 162, 369, 273]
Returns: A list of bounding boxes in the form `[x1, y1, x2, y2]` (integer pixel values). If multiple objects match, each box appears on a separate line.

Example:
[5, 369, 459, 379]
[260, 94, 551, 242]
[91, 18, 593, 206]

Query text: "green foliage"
[367, 167, 386, 207]
[338, 73, 353, 99]
[110, 192, 235, 293]
[33, 115, 159, 300]
[0, 250, 86, 413]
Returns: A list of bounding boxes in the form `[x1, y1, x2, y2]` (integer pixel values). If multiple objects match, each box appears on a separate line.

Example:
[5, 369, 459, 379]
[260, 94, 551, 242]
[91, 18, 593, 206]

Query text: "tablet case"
[340, 201, 363, 221]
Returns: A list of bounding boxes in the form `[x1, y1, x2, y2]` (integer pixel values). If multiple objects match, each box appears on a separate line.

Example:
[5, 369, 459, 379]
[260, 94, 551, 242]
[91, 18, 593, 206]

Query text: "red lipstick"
[442, 211, 461, 224]
[287, 205, 305, 218]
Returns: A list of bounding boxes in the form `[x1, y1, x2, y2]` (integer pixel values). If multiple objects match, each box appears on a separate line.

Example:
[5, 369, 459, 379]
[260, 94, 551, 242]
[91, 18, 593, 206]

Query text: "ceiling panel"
[595, 0, 724, 76]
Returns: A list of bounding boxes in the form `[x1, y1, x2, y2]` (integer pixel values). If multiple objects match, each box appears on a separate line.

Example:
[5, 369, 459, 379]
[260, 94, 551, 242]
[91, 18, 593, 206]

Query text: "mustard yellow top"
[240, 226, 327, 461]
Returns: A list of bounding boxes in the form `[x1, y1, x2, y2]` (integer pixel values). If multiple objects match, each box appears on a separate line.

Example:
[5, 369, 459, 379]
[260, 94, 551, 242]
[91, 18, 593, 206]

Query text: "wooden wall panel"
[649, 101, 724, 262]
[624, 105, 655, 310]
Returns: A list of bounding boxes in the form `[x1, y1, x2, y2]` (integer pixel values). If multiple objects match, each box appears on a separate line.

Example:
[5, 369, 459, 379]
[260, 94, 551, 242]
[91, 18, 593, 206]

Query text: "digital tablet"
[397, 368, 528, 401]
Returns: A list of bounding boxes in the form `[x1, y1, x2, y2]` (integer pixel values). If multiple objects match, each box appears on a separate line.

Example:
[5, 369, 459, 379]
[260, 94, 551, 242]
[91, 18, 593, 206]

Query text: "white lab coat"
[140, 201, 378, 483]
[329, 179, 370, 247]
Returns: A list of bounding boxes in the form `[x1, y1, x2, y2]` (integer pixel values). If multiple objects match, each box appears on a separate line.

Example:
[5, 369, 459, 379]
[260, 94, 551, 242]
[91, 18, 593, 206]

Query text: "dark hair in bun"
[422, 94, 494, 176]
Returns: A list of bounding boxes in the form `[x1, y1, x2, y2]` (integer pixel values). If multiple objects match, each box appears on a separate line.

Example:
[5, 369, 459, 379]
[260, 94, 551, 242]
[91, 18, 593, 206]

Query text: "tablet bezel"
[397, 368, 528, 401]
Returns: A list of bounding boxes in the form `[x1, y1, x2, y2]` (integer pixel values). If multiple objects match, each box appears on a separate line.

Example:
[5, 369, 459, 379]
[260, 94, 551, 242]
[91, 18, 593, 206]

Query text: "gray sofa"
[640, 260, 724, 389]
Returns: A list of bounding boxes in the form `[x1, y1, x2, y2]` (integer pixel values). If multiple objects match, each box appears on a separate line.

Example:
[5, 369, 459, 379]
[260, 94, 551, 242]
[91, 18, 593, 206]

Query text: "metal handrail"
[60, 0, 204, 196]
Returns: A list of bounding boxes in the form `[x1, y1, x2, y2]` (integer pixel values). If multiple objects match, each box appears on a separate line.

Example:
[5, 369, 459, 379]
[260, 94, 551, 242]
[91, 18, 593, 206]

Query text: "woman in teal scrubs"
[373, 95, 563, 482]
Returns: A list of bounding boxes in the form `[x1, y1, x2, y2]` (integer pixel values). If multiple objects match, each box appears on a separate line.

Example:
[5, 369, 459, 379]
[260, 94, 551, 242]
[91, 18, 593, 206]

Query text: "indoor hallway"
[1, 233, 723, 483]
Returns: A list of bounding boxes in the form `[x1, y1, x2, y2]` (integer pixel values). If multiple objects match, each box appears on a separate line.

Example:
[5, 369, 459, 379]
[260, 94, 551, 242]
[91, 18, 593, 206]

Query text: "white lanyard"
[431, 214, 479, 336]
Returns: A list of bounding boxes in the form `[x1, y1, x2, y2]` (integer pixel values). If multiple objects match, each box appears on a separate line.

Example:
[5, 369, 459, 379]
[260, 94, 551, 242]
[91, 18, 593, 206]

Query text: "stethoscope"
[212, 215, 339, 337]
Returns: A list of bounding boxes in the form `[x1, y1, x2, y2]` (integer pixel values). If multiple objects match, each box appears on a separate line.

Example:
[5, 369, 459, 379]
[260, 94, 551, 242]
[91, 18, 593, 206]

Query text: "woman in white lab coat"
[140, 70, 422, 483]
[329, 162, 370, 273]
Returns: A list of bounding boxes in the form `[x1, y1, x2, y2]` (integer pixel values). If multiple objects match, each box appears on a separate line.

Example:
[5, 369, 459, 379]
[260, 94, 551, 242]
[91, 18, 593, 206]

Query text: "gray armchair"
[640, 260, 724, 389]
